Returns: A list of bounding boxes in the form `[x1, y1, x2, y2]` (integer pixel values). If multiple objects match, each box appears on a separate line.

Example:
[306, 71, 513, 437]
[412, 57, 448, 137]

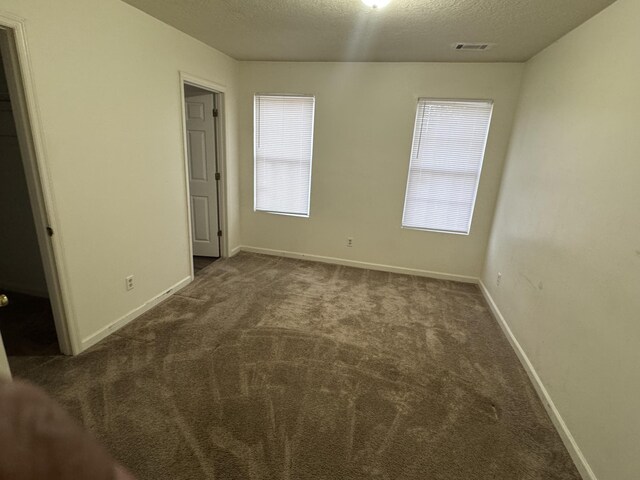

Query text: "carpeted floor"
[11, 253, 581, 480]
[193, 255, 219, 273]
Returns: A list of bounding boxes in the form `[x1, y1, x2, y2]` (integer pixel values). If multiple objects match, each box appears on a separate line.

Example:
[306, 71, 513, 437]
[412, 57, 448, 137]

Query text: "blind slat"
[254, 95, 315, 216]
[402, 99, 493, 234]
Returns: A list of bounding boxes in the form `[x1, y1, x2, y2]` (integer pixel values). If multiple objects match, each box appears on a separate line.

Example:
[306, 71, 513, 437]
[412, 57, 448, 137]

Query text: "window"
[402, 99, 493, 234]
[254, 94, 315, 217]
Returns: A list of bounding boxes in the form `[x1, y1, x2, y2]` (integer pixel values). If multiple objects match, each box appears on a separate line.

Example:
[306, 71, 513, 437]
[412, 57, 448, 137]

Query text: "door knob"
[0, 294, 8, 307]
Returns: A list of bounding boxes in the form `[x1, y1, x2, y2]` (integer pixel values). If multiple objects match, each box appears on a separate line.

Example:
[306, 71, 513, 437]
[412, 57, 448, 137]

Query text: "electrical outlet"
[126, 275, 134, 291]
[496, 272, 502, 287]
[347, 237, 354, 247]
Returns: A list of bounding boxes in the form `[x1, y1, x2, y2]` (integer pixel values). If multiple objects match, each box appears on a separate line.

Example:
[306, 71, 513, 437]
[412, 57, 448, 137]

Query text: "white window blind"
[402, 99, 493, 234]
[254, 94, 315, 217]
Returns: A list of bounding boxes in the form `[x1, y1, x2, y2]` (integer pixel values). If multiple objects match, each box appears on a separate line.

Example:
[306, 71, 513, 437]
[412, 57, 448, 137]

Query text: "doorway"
[0, 54, 59, 358]
[0, 21, 74, 372]
[181, 76, 228, 276]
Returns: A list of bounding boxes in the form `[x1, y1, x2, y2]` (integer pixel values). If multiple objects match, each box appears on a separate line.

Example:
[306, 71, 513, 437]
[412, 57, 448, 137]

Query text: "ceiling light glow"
[362, 0, 391, 8]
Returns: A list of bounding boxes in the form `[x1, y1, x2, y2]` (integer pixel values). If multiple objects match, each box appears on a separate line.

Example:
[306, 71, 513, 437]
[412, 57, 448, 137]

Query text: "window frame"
[401, 97, 494, 236]
[253, 93, 316, 218]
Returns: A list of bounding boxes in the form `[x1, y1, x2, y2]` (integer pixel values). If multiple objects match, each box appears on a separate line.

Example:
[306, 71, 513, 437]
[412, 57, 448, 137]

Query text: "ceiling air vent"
[454, 43, 494, 51]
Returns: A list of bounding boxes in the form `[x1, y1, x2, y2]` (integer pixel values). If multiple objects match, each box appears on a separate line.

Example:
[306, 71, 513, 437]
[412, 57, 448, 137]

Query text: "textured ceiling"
[121, 0, 616, 62]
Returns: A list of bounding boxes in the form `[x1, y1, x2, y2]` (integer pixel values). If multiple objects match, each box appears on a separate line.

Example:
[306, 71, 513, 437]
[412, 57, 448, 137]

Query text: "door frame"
[0, 13, 77, 355]
[179, 72, 229, 279]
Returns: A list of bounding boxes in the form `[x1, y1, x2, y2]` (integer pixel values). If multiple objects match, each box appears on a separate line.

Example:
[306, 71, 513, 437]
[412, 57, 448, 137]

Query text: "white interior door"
[185, 93, 220, 257]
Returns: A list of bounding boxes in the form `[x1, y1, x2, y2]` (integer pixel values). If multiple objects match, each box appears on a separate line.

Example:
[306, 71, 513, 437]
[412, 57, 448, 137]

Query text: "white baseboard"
[478, 280, 596, 480]
[238, 246, 478, 283]
[80, 276, 192, 351]
[229, 245, 242, 257]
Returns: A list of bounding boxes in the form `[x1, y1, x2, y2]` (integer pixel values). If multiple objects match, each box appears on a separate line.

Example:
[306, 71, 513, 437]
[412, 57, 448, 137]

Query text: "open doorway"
[0, 20, 74, 372]
[0, 55, 58, 357]
[181, 76, 228, 276]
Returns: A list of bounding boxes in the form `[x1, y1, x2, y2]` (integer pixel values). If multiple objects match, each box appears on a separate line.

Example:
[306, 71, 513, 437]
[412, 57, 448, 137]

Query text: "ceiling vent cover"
[454, 43, 494, 51]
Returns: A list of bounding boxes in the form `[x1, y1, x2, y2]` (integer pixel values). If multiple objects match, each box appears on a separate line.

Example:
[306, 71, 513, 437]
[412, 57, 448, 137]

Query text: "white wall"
[0, 0, 240, 349]
[482, 0, 640, 478]
[0, 61, 47, 296]
[238, 62, 523, 279]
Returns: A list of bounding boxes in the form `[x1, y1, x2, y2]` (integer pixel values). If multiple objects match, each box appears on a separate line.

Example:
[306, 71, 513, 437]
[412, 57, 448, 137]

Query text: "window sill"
[401, 225, 470, 236]
[255, 209, 309, 219]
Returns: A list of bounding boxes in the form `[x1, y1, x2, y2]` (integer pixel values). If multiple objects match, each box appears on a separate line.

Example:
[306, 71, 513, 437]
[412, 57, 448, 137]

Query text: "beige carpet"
[11, 253, 581, 480]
